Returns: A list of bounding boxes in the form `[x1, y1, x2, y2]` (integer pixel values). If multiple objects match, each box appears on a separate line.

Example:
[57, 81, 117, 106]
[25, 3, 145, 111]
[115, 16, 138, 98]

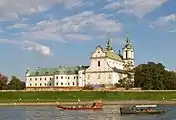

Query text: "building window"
[45, 78, 46, 80]
[68, 77, 70, 79]
[50, 77, 52, 80]
[40, 78, 42, 80]
[30, 78, 32, 81]
[56, 82, 59, 85]
[126, 51, 128, 58]
[40, 83, 42, 86]
[35, 83, 37, 86]
[98, 74, 100, 79]
[61, 76, 63, 79]
[108, 74, 111, 79]
[68, 82, 70, 85]
[56, 76, 58, 79]
[77, 76, 78, 79]
[88, 75, 90, 80]
[74, 76, 75, 79]
[30, 83, 32, 86]
[65, 77, 67, 79]
[35, 78, 37, 81]
[61, 82, 63, 85]
[98, 61, 100, 67]
[73, 82, 75, 85]
[45, 83, 47, 86]
[49, 83, 51, 86]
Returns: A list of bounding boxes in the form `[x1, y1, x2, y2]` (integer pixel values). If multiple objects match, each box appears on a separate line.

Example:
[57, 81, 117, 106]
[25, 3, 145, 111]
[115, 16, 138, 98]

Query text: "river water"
[0, 105, 175, 120]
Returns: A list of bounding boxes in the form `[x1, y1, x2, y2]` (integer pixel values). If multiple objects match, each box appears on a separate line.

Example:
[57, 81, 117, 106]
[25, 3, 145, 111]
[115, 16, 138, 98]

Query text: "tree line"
[134, 62, 176, 90]
[0, 61, 176, 90]
[0, 75, 25, 90]
[117, 61, 176, 90]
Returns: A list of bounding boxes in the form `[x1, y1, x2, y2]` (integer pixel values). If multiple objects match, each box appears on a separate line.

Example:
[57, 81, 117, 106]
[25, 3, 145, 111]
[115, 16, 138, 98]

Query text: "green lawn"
[0, 91, 176, 103]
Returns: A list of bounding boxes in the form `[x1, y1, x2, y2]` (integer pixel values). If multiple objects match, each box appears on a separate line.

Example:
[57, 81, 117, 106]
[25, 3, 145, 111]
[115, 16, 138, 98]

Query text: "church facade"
[25, 35, 134, 90]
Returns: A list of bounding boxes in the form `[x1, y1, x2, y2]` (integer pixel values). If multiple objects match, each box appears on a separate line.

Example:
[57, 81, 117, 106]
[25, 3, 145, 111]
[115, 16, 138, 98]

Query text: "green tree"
[134, 62, 167, 90]
[119, 74, 134, 90]
[8, 76, 25, 90]
[163, 71, 176, 90]
[0, 75, 8, 90]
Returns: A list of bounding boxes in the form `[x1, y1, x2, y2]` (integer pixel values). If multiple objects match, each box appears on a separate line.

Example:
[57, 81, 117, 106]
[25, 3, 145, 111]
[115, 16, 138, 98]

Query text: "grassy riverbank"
[0, 91, 176, 103]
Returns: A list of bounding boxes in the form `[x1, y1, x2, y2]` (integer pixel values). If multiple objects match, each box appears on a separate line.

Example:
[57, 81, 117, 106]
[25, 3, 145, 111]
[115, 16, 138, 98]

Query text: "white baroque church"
[25, 35, 134, 90]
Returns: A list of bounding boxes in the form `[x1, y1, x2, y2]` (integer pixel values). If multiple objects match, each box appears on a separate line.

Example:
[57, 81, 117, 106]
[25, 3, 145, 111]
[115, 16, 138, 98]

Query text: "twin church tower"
[25, 34, 135, 90]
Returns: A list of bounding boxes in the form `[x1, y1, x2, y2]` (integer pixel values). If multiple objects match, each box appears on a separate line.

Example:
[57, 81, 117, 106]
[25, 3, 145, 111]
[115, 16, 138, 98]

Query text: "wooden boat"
[120, 104, 167, 115]
[57, 100, 104, 111]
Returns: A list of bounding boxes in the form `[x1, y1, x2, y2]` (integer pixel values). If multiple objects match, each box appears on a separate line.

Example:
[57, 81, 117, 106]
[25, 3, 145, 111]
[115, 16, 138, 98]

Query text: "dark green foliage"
[134, 62, 176, 90]
[0, 75, 25, 90]
[8, 76, 25, 90]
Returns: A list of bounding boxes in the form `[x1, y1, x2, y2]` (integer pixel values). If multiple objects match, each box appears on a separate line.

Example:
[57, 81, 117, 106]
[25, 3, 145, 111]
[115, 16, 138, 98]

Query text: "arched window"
[98, 61, 100, 67]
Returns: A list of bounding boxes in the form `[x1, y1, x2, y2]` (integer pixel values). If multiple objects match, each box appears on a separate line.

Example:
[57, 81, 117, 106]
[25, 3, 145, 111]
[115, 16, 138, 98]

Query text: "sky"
[0, 0, 175, 80]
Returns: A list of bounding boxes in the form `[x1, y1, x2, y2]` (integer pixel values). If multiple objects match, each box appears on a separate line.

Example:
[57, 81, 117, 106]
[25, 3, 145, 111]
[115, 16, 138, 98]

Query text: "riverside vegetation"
[0, 91, 176, 103]
[0, 62, 176, 103]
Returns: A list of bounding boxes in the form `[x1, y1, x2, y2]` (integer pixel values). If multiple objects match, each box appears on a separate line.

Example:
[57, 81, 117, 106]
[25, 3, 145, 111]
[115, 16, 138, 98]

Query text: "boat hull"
[120, 110, 167, 115]
[57, 105, 103, 111]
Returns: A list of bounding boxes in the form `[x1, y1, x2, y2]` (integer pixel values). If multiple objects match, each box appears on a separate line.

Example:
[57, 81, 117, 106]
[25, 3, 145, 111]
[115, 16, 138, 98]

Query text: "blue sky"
[0, 0, 175, 80]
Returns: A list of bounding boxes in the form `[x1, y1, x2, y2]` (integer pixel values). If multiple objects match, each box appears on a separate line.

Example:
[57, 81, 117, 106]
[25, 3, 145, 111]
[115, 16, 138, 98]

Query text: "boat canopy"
[135, 105, 157, 108]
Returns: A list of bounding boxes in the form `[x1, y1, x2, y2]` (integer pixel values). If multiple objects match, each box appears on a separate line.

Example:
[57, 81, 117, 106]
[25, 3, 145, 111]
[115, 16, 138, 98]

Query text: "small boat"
[57, 100, 104, 111]
[120, 104, 167, 115]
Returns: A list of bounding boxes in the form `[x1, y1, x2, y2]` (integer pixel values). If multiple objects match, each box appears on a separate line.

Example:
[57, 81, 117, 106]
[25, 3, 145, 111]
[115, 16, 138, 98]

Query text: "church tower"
[106, 33, 114, 52]
[122, 34, 134, 70]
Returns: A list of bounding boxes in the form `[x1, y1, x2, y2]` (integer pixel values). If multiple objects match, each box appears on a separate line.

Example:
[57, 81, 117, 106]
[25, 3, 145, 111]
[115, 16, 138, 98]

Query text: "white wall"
[26, 76, 54, 87]
[54, 74, 78, 87]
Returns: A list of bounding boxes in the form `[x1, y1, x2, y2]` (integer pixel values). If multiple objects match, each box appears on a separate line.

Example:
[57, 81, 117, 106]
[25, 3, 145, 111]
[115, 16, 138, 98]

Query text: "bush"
[82, 84, 94, 90]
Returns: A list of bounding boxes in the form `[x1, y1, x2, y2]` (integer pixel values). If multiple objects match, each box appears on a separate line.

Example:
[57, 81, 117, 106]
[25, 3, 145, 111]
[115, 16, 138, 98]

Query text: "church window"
[49, 83, 51, 86]
[35, 78, 37, 81]
[40, 78, 42, 80]
[61, 76, 63, 79]
[98, 74, 100, 79]
[68, 77, 70, 79]
[30, 83, 32, 86]
[56, 76, 58, 79]
[50, 77, 52, 80]
[61, 82, 63, 85]
[35, 83, 37, 86]
[40, 83, 42, 86]
[68, 82, 70, 85]
[108, 74, 111, 79]
[126, 51, 128, 58]
[73, 82, 75, 85]
[98, 61, 100, 67]
[45, 83, 47, 86]
[88, 75, 90, 79]
[30, 78, 32, 81]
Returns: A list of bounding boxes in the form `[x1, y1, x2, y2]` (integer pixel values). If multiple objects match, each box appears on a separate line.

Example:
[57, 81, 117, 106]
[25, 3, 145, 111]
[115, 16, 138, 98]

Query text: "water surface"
[0, 105, 175, 120]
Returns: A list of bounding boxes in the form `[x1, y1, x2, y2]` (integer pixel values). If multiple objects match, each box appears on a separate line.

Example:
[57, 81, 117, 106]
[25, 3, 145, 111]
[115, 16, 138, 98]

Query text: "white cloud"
[16, 11, 123, 42]
[22, 41, 52, 56]
[0, 39, 52, 56]
[105, 0, 168, 18]
[169, 29, 176, 33]
[150, 14, 176, 28]
[0, 0, 84, 21]
[65, 34, 92, 41]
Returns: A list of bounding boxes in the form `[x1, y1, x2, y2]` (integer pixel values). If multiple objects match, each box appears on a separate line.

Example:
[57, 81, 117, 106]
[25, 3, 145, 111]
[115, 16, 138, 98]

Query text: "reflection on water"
[0, 105, 175, 120]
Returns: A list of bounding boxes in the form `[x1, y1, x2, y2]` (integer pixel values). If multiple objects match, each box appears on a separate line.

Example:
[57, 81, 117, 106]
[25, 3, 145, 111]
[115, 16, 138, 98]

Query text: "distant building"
[25, 35, 135, 90]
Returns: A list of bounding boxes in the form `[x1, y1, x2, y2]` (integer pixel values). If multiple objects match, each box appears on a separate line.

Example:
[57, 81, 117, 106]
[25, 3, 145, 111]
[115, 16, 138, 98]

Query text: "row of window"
[29, 76, 80, 81]
[29, 82, 78, 86]
[56, 76, 79, 79]
[87, 74, 112, 79]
